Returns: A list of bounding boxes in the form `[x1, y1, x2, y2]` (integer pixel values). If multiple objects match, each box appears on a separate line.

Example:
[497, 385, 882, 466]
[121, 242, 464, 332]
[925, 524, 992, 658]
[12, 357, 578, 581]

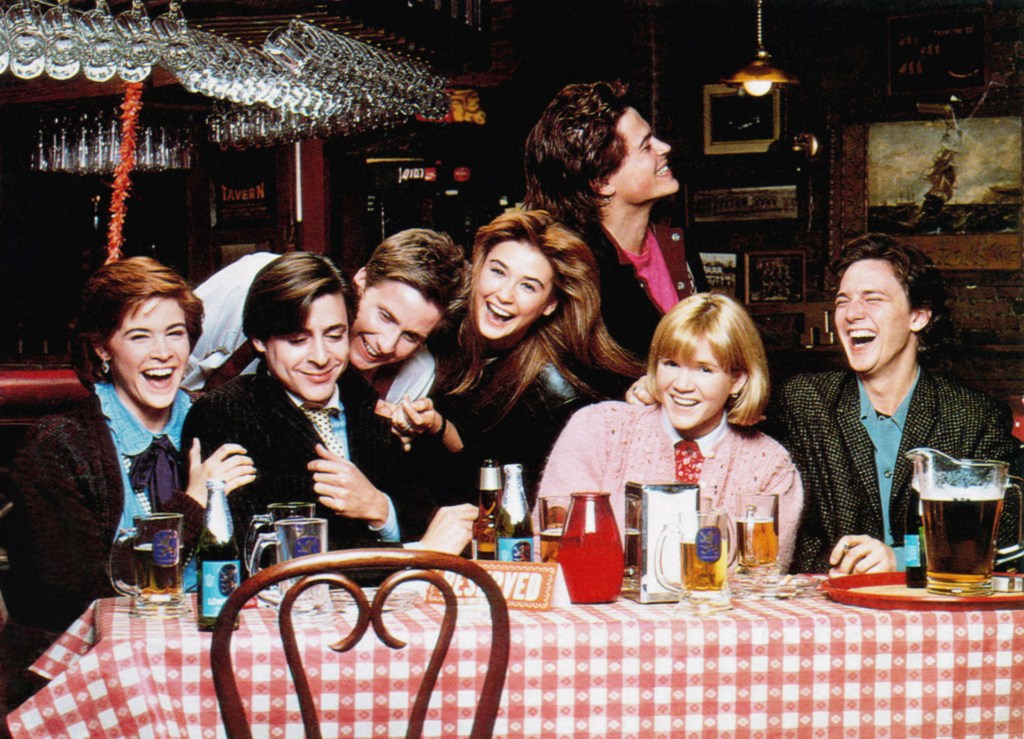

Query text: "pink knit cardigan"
[537, 401, 804, 572]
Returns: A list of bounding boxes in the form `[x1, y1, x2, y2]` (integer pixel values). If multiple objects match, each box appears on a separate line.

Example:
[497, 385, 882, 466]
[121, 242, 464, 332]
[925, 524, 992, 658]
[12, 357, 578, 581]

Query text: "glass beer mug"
[109, 512, 187, 617]
[906, 448, 1024, 597]
[248, 517, 331, 617]
[655, 507, 736, 612]
[245, 501, 316, 575]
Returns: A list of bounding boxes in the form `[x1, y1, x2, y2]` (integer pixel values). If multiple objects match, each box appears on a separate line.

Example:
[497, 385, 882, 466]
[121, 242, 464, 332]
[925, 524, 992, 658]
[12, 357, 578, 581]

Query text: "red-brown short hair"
[71, 257, 203, 387]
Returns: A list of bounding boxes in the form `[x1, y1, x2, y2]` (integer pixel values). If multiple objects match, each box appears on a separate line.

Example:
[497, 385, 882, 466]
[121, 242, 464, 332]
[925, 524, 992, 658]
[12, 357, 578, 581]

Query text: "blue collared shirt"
[284, 386, 400, 542]
[858, 370, 919, 566]
[95, 382, 197, 589]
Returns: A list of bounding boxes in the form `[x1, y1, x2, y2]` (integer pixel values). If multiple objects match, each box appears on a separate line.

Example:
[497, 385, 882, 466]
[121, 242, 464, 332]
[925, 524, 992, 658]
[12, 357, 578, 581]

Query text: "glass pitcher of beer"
[906, 448, 1023, 597]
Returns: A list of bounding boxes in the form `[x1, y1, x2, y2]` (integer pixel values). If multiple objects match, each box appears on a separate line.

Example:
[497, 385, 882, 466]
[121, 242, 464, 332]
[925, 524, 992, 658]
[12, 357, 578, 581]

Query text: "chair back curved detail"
[210, 548, 510, 739]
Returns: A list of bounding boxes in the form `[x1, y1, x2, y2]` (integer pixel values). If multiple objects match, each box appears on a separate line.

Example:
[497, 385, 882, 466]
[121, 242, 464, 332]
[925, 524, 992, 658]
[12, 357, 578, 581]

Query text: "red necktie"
[674, 440, 704, 484]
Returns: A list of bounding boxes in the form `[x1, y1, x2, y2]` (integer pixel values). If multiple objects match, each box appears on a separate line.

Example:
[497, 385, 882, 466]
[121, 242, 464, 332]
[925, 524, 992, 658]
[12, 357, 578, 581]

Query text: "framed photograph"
[692, 185, 798, 223]
[744, 251, 805, 303]
[699, 252, 738, 297]
[702, 84, 780, 155]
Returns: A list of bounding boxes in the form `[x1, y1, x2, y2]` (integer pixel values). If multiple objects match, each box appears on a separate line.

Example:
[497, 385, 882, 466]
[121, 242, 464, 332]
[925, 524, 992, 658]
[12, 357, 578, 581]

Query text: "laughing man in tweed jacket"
[765, 234, 1021, 575]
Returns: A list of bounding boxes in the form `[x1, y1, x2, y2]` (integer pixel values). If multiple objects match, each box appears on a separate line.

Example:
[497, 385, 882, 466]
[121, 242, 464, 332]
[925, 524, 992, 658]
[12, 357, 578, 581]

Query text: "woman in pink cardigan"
[537, 293, 804, 573]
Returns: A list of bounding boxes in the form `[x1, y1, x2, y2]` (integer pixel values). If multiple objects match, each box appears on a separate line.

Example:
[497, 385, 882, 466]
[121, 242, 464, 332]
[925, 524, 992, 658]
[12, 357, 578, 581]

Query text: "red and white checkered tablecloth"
[7, 591, 1024, 738]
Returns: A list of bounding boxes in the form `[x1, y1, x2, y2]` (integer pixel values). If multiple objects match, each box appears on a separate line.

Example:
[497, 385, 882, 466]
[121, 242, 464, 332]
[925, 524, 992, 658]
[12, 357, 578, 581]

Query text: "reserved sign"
[426, 561, 567, 610]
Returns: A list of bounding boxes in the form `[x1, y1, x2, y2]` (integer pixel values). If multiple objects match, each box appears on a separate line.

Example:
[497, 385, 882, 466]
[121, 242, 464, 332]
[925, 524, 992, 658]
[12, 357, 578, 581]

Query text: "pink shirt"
[537, 401, 805, 573]
[619, 229, 679, 314]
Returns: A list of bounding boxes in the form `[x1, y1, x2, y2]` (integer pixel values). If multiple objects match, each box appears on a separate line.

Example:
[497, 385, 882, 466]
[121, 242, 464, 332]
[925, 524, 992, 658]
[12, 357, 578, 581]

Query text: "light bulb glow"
[742, 79, 773, 97]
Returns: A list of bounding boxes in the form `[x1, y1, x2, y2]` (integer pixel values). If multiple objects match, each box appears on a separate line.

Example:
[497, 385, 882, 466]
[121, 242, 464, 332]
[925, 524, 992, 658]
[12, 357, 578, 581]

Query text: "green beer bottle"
[196, 479, 241, 630]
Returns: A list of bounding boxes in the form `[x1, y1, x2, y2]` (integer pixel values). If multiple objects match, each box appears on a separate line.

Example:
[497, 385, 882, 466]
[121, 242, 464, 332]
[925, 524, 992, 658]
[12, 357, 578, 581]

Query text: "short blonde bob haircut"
[645, 292, 770, 427]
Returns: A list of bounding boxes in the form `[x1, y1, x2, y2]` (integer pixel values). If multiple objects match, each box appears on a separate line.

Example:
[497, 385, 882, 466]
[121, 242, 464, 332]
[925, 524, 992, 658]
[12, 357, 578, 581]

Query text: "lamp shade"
[723, 49, 798, 97]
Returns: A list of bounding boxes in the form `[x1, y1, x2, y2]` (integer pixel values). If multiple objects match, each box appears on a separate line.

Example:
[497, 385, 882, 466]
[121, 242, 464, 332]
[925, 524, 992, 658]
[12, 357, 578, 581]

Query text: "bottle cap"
[480, 462, 502, 490]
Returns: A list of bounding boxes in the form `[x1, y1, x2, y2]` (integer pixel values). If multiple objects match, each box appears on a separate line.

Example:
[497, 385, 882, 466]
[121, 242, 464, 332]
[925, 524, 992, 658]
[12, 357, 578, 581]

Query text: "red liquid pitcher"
[557, 491, 624, 603]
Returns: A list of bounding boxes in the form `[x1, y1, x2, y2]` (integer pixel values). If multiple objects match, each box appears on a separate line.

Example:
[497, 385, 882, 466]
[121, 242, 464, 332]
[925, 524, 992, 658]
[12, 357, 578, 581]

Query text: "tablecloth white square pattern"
[7, 592, 1024, 738]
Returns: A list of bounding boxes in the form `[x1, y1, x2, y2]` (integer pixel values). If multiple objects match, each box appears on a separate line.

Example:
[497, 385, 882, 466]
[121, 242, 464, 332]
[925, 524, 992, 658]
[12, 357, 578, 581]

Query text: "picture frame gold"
[702, 84, 781, 155]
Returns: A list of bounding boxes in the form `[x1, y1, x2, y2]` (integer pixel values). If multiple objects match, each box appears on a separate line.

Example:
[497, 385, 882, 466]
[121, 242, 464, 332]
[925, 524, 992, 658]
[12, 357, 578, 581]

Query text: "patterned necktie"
[674, 439, 704, 484]
[303, 405, 347, 458]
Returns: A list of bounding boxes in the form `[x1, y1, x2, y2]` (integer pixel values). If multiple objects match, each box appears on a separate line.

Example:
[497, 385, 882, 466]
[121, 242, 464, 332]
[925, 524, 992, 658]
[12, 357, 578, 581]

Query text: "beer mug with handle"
[248, 517, 331, 617]
[109, 512, 187, 617]
[906, 448, 1023, 597]
[245, 501, 316, 576]
[655, 507, 736, 612]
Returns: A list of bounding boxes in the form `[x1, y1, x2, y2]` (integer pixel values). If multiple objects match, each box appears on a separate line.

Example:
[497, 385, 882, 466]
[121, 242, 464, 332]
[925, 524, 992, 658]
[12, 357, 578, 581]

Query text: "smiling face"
[253, 293, 350, 406]
[599, 107, 679, 208]
[349, 272, 443, 378]
[654, 337, 747, 440]
[834, 259, 930, 383]
[473, 239, 558, 350]
[95, 296, 191, 433]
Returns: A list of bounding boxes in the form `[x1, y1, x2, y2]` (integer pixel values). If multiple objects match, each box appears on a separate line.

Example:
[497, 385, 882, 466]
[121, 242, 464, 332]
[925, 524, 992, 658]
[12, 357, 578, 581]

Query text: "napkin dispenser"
[622, 481, 699, 603]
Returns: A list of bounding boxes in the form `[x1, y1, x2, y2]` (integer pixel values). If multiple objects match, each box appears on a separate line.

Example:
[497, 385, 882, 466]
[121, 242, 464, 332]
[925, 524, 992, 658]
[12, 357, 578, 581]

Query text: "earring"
[729, 391, 740, 400]
[101, 359, 110, 375]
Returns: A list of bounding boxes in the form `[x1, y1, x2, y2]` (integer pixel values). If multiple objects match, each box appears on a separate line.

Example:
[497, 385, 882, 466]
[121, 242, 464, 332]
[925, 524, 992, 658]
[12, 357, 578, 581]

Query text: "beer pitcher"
[906, 448, 1023, 596]
[109, 512, 187, 617]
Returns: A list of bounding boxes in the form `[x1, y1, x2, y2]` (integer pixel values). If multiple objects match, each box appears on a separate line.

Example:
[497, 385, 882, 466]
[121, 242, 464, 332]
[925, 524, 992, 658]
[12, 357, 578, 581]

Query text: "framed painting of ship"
[867, 117, 1020, 236]
[830, 116, 1021, 271]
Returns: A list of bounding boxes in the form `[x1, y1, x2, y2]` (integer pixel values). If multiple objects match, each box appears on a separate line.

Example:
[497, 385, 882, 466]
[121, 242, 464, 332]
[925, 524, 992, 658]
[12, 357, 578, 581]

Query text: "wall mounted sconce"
[722, 0, 798, 98]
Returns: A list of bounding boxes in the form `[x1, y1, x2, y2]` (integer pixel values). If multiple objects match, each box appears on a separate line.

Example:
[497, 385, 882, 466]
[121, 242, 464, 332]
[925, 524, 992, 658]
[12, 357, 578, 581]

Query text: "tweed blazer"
[182, 366, 440, 553]
[767, 369, 1021, 574]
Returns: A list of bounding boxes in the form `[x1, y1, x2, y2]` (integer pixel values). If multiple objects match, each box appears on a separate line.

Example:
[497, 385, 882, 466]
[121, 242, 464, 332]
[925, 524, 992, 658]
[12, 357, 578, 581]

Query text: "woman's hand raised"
[184, 439, 256, 507]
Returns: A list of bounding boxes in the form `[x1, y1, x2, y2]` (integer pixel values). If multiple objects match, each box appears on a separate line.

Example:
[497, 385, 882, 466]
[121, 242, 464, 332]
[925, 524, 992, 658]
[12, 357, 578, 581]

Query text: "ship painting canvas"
[867, 116, 1021, 236]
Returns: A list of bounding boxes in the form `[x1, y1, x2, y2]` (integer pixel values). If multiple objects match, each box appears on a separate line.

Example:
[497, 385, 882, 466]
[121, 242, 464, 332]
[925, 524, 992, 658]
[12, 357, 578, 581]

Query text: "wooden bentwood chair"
[210, 549, 511, 739]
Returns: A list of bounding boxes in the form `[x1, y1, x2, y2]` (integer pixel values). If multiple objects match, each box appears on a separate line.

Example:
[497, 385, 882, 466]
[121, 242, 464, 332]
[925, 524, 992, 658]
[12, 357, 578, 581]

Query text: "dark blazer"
[182, 366, 440, 554]
[766, 369, 1022, 574]
[585, 224, 708, 358]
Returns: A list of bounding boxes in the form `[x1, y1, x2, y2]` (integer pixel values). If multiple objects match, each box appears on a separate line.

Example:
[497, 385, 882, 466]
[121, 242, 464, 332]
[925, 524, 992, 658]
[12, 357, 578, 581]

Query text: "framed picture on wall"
[702, 84, 781, 155]
[744, 251, 805, 303]
[699, 252, 738, 297]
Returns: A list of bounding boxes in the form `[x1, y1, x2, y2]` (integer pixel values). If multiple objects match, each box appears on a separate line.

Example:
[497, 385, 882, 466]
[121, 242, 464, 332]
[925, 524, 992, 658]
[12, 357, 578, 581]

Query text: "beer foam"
[920, 485, 1004, 501]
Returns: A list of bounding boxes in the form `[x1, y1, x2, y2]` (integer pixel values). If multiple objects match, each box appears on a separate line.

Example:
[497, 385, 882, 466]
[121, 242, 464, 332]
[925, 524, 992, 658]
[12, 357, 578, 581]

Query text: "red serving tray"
[821, 572, 1024, 611]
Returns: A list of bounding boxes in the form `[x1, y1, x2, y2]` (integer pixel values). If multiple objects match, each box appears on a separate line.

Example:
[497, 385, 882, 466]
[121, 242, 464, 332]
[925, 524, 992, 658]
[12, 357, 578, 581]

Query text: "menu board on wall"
[210, 149, 276, 228]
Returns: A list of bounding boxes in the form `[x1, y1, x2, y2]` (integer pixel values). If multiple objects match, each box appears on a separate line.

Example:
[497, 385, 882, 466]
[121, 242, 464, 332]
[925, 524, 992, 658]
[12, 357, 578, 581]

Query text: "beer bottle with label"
[474, 460, 501, 560]
[196, 479, 242, 630]
[496, 463, 533, 562]
[904, 487, 927, 588]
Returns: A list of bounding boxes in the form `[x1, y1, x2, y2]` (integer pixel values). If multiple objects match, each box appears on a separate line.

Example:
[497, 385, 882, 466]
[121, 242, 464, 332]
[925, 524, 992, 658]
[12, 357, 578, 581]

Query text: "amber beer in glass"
[110, 512, 186, 617]
[922, 493, 1003, 596]
[736, 493, 779, 572]
[539, 495, 570, 563]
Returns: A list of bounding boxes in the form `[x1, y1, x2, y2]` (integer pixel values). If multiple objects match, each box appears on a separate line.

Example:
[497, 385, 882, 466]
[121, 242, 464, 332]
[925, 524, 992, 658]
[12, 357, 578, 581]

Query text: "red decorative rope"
[106, 82, 144, 264]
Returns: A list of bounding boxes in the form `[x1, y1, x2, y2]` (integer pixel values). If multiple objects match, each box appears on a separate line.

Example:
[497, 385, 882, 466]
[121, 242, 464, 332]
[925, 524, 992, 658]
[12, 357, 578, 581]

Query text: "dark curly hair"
[830, 233, 954, 357]
[523, 81, 632, 234]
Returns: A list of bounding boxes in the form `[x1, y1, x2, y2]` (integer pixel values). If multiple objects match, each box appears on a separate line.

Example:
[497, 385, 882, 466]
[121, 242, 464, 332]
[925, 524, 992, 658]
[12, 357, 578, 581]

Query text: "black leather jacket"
[436, 363, 601, 510]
